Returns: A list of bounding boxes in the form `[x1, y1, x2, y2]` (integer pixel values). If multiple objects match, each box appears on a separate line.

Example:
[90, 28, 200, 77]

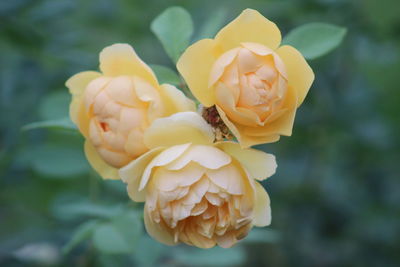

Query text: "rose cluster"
[66, 9, 314, 248]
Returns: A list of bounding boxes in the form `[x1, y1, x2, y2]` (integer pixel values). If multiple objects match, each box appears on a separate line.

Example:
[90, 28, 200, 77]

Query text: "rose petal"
[276, 45, 314, 107]
[139, 143, 192, 190]
[84, 140, 119, 180]
[119, 147, 164, 202]
[177, 39, 221, 107]
[253, 182, 271, 227]
[216, 141, 277, 181]
[144, 112, 215, 149]
[166, 145, 231, 170]
[215, 9, 281, 51]
[99, 43, 158, 87]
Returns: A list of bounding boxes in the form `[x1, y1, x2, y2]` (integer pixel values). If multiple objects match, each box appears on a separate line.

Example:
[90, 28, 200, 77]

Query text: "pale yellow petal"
[143, 112, 215, 149]
[215, 141, 277, 181]
[166, 145, 231, 171]
[119, 147, 163, 202]
[99, 43, 158, 87]
[216, 104, 280, 147]
[144, 207, 176, 246]
[215, 9, 281, 51]
[206, 164, 244, 194]
[139, 143, 192, 190]
[84, 140, 119, 180]
[159, 84, 196, 114]
[244, 85, 298, 138]
[240, 134, 281, 148]
[177, 39, 221, 107]
[253, 182, 271, 227]
[276, 45, 314, 107]
[70, 98, 90, 138]
[153, 162, 204, 191]
[66, 71, 101, 125]
[215, 83, 261, 127]
[66, 71, 101, 96]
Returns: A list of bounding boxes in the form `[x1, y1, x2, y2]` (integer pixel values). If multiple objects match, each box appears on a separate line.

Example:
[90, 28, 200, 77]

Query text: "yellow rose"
[177, 9, 314, 147]
[66, 44, 195, 179]
[120, 112, 276, 248]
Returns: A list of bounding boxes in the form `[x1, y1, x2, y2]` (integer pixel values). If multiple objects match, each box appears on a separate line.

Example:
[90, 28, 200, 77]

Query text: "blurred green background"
[1, 0, 400, 266]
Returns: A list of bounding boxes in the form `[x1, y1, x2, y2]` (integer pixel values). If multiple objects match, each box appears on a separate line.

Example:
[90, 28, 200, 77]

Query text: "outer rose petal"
[159, 84, 196, 114]
[253, 182, 271, 227]
[66, 71, 101, 97]
[119, 147, 164, 202]
[144, 112, 215, 149]
[215, 9, 281, 51]
[276, 45, 314, 107]
[144, 206, 176, 245]
[215, 141, 277, 181]
[99, 43, 159, 87]
[177, 39, 221, 107]
[84, 141, 119, 180]
[66, 71, 101, 125]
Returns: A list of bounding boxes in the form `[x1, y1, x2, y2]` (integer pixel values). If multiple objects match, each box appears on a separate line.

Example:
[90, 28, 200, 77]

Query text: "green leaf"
[22, 117, 76, 132]
[150, 64, 181, 85]
[174, 246, 246, 267]
[242, 228, 281, 244]
[30, 145, 89, 178]
[282, 23, 347, 60]
[51, 199, 123, 221]
[151, 6, 193, 63]
[93, 224, 132, 254]
[92, 211, 142, 254]
[132, 235, 164, 267]
[62, 220, 99, 254]
[195, 8, 227, 40]
[39, 91, 70, 120]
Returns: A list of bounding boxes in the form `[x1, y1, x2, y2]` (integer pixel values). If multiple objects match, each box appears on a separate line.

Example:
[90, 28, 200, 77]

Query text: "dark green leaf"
[151, 7, 193, 63]
[195, 8, 227, 40]
[92, 211, 142, 254]
[39, 91, 70, 120]
[242, 228, 280, 244]
[174, 246, 246, 266]
[93, 224, 132, 254]
[132, 235, 164, 267]
[282, 23, 347, 60]
[22, 117, 76, 132]
[150, 64, 181, 85]
[62, 220, 100, 254]
[52, 199, 123, 221]
[30, 145, 89, 178]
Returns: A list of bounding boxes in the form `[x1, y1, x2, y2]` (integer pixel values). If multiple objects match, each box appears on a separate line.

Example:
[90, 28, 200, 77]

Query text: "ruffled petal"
[139, 143, 192, 190]
[119, 147, 164, 202]
[166, 145, 231, 171]
[144, 207, 176, 245]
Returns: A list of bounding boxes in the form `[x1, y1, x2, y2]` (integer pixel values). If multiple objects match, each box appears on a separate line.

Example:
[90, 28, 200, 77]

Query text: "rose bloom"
[66, 44, 194, 179]
[177, 9, 314, 147]
[120, 112, 276, 248]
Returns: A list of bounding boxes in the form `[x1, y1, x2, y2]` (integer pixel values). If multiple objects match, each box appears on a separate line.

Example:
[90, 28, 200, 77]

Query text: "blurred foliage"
[1, 0, 400, 266]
